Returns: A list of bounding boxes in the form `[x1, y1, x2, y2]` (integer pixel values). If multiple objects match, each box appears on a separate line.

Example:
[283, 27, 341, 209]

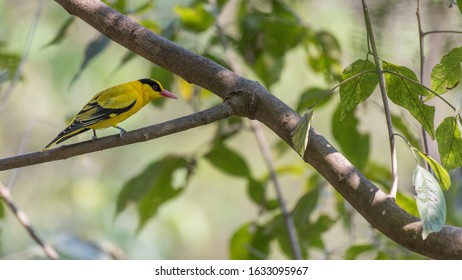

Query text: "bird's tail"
[43, 127, 90, 150]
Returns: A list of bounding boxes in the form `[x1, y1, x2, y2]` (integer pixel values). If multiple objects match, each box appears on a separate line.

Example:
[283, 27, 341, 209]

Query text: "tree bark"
[8, 0, 460, 259]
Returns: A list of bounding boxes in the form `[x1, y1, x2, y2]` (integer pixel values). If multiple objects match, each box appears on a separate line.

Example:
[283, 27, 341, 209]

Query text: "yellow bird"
[44, 78, 177, 150]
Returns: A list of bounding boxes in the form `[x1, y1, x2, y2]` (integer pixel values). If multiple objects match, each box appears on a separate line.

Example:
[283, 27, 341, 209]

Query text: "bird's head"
[139, 78, 177, 100]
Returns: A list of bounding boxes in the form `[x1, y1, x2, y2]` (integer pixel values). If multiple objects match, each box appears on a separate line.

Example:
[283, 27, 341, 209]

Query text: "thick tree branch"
[2, 0, 458, 259]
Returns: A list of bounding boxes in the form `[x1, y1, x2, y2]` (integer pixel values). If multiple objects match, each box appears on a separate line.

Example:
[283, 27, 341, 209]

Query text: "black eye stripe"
[138, 78, 162, 92]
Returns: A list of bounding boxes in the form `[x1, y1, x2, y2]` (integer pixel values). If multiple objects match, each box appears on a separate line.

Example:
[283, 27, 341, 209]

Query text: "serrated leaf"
[70, 35, 110, 87]
[42, 17, 75, 49]
[205, 142, 251, 178]
[345, 244, 375, 260]
[430, 47, 462, 96]
[116, 156, 189, 232]
[332, 104, 369, 169]
[436, 116, 462, 170]
[292, 109, 314, 157]
[229, 223, 270, 260]
[174, 3, 214, 33]
[415, 149, 451, 190]
[383, 61, 435, 139]
[339, 59, 378, 120]
[413, 165, 446, 239]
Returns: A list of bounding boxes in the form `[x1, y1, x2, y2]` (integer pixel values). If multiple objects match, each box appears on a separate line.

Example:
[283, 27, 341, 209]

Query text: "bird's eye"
[152, 83, 160, 91]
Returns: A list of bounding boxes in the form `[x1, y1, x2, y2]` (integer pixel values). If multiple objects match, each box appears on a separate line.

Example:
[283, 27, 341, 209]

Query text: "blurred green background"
[0, 0, 461, 259]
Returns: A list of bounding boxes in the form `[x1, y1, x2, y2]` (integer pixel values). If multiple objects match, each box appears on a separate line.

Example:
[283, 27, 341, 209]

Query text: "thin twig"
[416, 0, 431, 170]
[210, 0, 303, 259]
[0, 0, 44, 113]
[251, 121, 303, 259]
[423, 30, 462, 36]
[0, 103, 234, 171]
[0, 182, 59, 259]
[361, 0, 398, 198]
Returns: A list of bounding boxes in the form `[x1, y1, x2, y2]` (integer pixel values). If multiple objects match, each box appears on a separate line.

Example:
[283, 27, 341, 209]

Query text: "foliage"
[1, 0, 462, 260]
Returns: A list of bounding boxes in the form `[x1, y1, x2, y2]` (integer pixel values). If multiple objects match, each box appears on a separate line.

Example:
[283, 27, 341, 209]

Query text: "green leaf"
[436, 116, 462, 170]
[229, 223, 270, 260]
[415, 149, 451, 190]
[383, 61, 435, 139]
[345, 244, 375, 260]
[291, 109, 314, 157]
[332, 104, 369, 169]
[0, 51, 20, 81]
[375, 251, 391, 260]
[292, 190, 319, 226]
[42, 17, 75, 49]
[116, 156, 190, 232]
[246, 178, 265, 206]
[305, 30, 342, 82]
[458, 0, 462, 15]
[205, 142, 251, 178]
[265, 213, 307, 259]
[413, 165, 447, 240]
[103, 0, 127, 13]
[396, 192, 420, 218]
[300, 214, 335, 250]
[362, 162, 391, 189]
[70, 35, 111, 87]
[296, 87, 331, 112]
[339, 59, 378, 120]
[174, 3, 214, 33]
[430, 47, 462, 96]
[237, 0, 306, 87]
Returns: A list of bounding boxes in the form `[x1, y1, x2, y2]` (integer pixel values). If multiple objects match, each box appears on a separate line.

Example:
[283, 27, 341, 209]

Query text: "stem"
[251, 121, 303, 259]
[423, 30, 462, 36]
[362, 0, 398, 198]
[416, 0, 431, 170]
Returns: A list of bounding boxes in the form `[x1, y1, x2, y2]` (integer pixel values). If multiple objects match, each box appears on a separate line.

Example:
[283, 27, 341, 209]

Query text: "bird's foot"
[116, 126, 126, 138]
[92, 130, 98, 140]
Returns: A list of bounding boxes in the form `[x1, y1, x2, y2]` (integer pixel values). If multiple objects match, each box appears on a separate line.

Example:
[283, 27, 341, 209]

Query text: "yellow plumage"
[44, 78, 177, 150]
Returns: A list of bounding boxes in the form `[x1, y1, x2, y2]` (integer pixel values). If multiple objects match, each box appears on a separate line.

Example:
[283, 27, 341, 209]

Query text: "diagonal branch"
[1, 0, 459, 259]
[0, 182, 59, 259]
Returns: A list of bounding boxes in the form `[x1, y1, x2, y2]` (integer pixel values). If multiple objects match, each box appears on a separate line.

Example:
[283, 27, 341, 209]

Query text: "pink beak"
[161, 89, 177, 99]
